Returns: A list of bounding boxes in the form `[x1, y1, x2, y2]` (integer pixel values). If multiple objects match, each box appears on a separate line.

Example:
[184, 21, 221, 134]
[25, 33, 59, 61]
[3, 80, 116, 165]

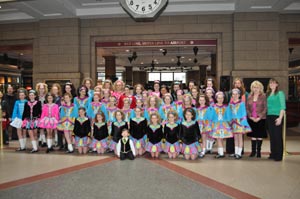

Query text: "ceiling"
[97, 45, 216, 72]
[0, 0, 299, 24]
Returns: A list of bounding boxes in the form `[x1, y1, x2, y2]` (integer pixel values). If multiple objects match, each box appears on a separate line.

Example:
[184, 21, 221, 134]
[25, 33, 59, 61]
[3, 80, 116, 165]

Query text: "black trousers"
[120, 151, 135, 160]
[2, 129, 9, 144]
[226, 137, 234, 154]
[267, 115, 283, 161]
[226, 136, 244, 154]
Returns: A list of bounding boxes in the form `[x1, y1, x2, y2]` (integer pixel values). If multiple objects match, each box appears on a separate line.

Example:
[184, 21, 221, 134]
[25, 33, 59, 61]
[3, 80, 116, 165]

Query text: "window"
[148, 72, 186, 83]
[97, 72, 123, 81]
[161, 73, 173, 81]
[174, 73, 186, 84]
[148, 73, 160, 81]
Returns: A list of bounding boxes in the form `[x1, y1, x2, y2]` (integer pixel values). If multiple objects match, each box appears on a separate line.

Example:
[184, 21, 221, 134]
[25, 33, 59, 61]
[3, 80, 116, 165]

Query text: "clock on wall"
[119, 0, 168, 22]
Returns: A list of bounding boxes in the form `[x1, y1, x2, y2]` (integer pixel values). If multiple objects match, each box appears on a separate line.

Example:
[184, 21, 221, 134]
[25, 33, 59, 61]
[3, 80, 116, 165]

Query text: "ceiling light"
[251, 6, 272, 9]
[43, 13, 62, 17]
[125, 49, 130, 52]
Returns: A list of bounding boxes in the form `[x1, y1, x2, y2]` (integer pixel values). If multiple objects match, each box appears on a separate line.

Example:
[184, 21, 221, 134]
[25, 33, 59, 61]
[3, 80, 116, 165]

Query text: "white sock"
[202, 148, 206, 154]
[41, 134, 46, 143]
[55, 133, 58, 143]
[19, 139, 24, 149]
[47, 139, 52, 149]
[32, 141, 38, 151]
[206, 140, 210, 150]
[68, 144, 73, 152]
[23, 138, 27, 149]
[93, 148, 97, 152]
[38, 134, 42, 141]
[235, 146, 238, 154]
[238, 147, 243, 156]
[209, 140, 214, 150]
[218, 147, 224, 156]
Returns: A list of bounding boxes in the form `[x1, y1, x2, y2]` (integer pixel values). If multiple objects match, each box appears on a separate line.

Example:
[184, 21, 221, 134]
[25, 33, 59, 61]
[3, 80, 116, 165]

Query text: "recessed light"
[141, 62, 144, 65]
[182, 56, 185, 59]
[20, 53, 24, 56]
[125, 49, 130, 52]
[171, 58, 174, 62]
[251, 6, 272, 9]
[188, 58, 192, 61]
[0, 5, 2, 9]
[43, 13, 62, 17]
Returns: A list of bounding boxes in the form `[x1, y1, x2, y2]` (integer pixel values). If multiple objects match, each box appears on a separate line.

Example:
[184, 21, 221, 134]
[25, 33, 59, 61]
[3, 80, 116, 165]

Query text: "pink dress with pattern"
[39, 104, 59, 129]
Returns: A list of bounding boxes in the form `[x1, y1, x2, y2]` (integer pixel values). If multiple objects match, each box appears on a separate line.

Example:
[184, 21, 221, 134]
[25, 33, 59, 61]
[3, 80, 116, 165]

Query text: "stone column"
[104, 56, 116, 81]
[124, 66, 133, 86]
[210, 54, 216, 76]
[199, 65, 207, 85]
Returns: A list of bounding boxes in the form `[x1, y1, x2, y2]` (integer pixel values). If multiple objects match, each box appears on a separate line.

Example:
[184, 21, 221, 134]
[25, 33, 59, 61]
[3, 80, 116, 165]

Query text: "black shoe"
[30, 149, 38, 153]
[229, 154, 235, 157]
[215, 154, 225, 159]
[41, 143, 47, 147]
[206, 150, 212, 154]
[16, 148, 26, 151]
[199, 153, 205, 158]
[39, 141, 42, 146]
[249, 152, 256, 157]
[88, 149, 95, 153]
[66, 150, 74, 153]
[235, 154, 242, 159]
[46, 148, 51, 153]
[274, 158, 282, 162]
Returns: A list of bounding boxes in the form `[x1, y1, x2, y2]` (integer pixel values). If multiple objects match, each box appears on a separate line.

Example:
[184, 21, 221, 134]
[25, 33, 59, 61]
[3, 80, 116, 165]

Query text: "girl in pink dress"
[39, 93, 59, 153]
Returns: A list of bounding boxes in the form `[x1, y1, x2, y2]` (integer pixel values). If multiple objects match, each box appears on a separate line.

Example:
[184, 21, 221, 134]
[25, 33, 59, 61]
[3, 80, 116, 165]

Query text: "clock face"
[125, 0, 162, 15]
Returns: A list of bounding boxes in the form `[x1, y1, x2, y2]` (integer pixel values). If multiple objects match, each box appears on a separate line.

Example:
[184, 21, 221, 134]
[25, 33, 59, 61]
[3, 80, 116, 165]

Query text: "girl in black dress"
[73, 107, 91, 154]
[110, 110, 128, 155]
[180, 108, 201, 160]
[129, 107, 147, 156]
[90, 112, 109, 154]
[22, 90, 42, 153]
[145, 112, 163, 158]
[163, 110, 181, 159]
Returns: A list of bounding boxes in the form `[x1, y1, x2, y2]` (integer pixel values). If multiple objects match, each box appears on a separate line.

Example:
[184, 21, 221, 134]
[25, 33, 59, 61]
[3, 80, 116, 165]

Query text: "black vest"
[120, 139, 131, 153]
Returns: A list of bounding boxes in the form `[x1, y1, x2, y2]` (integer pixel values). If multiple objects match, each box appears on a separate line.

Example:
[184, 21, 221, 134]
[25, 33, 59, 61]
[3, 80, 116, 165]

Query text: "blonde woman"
[246, 81, 267, 158]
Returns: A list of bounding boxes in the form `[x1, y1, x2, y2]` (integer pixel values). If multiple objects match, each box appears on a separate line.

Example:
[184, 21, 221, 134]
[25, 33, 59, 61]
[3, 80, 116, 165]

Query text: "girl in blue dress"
[144, 95, 161, 123]
[211, 92, 233, 159]
[57, 93, 78, 153]
[159, 94, 176, 125]
[229, 88, 252, 159]
[11, 88, 28, 151]
[196, 94, 214, 158]
[87, 92, 107, 121]
[74, 85, 91, 110]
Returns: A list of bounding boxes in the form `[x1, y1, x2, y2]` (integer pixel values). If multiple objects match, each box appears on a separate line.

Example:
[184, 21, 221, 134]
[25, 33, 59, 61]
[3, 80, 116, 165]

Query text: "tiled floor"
[0, 127, 299, 199]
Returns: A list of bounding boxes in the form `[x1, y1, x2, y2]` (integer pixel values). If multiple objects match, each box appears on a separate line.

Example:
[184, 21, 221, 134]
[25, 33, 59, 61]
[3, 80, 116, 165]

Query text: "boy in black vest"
[116, 128, 136, 160]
